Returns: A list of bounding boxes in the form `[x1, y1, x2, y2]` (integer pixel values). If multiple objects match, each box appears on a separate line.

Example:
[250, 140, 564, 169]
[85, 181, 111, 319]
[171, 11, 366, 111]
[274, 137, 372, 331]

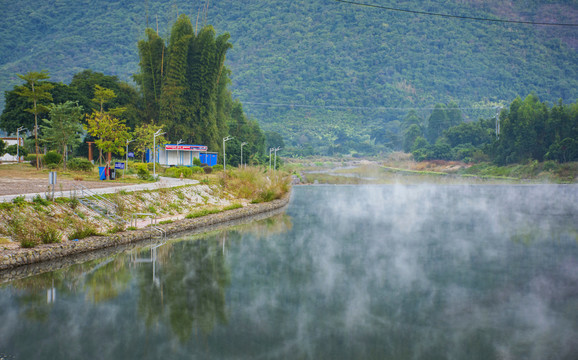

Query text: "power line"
[333, 0, 578, 27]
[242, 101, 501, 111]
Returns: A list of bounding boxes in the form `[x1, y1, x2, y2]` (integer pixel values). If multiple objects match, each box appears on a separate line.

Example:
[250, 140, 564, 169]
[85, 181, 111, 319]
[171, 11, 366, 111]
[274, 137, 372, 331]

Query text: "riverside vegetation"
[0, 166, 290, 249]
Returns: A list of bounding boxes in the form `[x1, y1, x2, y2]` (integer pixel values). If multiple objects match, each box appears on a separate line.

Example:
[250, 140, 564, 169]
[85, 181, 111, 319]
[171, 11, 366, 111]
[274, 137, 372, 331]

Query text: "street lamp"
[240, 142, 248, 168]
[176, 139, 184, 166]
[274, 147, 281, 170]
[124, 139, 134, 178]
[223, 136, 233, 171]
[269, 148, 274, 171]
[16, 126, 26, 163]
[153, 129, 165, 179]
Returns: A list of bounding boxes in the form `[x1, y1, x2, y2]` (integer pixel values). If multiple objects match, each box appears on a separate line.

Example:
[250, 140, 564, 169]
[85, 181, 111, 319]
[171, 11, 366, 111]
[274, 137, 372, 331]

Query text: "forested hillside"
[1, 0, 576, 154]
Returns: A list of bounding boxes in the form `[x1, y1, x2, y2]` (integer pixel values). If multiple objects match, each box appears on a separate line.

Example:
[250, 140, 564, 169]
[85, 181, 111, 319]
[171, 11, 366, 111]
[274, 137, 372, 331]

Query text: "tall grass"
[223, 167, 290, 203]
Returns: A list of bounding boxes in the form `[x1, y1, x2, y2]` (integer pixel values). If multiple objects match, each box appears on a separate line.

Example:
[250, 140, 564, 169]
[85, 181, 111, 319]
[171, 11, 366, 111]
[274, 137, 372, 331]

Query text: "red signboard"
[165, 145, 208, 151]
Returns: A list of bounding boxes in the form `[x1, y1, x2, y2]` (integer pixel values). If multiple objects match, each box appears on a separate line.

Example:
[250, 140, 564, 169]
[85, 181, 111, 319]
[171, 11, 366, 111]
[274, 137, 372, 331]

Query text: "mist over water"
[1, 185, 577, 359]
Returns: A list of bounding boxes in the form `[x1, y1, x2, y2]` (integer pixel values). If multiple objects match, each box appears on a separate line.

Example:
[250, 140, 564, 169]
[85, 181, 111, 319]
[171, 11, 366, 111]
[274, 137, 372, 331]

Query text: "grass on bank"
[0, 165, 291, 249]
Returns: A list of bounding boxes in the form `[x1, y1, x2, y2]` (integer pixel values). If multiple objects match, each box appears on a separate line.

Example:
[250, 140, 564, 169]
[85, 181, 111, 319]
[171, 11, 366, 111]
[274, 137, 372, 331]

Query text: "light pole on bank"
[153, 129, 165, 179]
[269, 148, 273, 171]
[240, 142, 247, 168]
[223, 136, 233, 171]
[16, 126, 26, 163]
[274, 147, 281, 171]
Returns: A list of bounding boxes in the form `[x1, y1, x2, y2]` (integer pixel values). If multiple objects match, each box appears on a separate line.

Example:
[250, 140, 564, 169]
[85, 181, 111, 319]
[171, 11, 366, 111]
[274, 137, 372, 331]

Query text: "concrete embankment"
[0, 194, 290, 273]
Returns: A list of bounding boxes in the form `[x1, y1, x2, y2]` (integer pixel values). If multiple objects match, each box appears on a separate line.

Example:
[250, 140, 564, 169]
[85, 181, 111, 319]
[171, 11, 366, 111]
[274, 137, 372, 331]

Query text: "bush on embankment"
[223, 166, 290, 203]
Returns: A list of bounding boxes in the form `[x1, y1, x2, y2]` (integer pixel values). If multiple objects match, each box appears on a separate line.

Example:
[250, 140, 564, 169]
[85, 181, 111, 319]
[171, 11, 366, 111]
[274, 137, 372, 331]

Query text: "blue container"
[99, 166, 106, 180]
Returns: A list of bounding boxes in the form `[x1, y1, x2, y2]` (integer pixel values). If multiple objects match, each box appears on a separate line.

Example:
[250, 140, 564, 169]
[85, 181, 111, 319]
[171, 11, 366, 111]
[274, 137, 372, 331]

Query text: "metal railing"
[71, 183, 124, 222]
[131, 212, 166, 240]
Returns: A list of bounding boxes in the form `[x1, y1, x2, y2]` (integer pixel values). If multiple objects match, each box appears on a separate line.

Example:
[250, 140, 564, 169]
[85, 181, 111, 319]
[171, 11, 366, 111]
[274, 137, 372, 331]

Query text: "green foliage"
[165, 166, 193, 178]
[191, 166, 204, 174]
[12, 196, 26, 205]
[193, 157, 201, 166]
[67, 158, 94, 172]
[40, 224, 62, 244]
[32, 195, 50, 206]
[69, 223, 99, 240]
[185, 208, 221, 219]
[135, 163, 151, 180]
[212, 164, 223, 172]
[43, 151, 62, 166]
[223, 203, 242, 211]
[41, 101, 84, 169]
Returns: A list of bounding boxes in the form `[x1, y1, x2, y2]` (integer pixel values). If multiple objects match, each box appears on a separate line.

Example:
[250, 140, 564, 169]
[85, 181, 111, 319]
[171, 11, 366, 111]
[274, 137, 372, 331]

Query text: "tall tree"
[41, 101, 84, 170]
[135, 28, 167, 124]
[133, 122, 167, 162]
[86, 111, 130, 173]
[15, 71, 54, 169]
[426, 103, 449, 143]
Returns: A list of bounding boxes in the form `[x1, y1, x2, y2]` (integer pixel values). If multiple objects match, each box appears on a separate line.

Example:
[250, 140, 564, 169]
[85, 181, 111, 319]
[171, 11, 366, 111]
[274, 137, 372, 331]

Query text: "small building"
[0, 137, 24, 162]
[155, 144, 218, 167]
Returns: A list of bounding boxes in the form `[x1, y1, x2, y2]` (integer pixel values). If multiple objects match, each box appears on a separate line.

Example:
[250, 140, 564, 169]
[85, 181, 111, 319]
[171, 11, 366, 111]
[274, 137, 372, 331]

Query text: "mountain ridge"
[1, 0, 576, 153]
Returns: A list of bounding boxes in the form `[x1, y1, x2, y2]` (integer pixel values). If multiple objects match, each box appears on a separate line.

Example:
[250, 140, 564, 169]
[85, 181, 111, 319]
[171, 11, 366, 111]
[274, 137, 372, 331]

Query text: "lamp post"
[223, 136, 233, 171]
[153, 129, 165, 179]
[176, 139, 184, 166]
[16, 126, 26, 163]
[124, 139, 134, 178]
[269, 148, 274, 171]
[274, 147, 281, 170]
[240, 142, 247, 168]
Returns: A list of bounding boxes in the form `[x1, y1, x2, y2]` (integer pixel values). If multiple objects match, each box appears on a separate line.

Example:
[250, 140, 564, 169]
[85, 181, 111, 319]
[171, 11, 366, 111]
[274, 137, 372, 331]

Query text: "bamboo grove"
[135, 14, 260, 155]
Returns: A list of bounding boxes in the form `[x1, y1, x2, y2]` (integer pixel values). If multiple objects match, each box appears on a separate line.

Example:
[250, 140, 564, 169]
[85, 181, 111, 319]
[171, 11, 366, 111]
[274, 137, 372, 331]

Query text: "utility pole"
[223, 136, 233, 171]
[273, 147, 281, 170]
[16, 126, 26, 163]
[495, 107, 502, 139]
[153, 129, 165, 179]
[269, 148, 273, 171]
[240, 142, 247, 168]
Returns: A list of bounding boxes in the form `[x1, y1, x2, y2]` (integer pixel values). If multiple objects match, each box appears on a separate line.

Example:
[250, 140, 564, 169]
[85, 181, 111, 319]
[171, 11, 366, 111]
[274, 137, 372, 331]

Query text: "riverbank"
[0, 193, 290, 272]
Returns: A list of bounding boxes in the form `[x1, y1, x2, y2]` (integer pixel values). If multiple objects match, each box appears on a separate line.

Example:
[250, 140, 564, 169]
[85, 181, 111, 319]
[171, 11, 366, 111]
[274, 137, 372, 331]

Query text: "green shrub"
[193, 157, 201, 166]
[135, 163, 150, 180]
[24, 154, 37, 162]
[107, 224, 126, 234]
[203, 166, 213, 174]
[68, 158, 94, 172]
[32, 194, 51, 206]
[44, 151, 62, 166]
[165, 166, 193, 178]
[191, 166, 204, 174]
[69, 224, 99, 240]
[40, 226, 62, 244]
[212, 164, 224, 172]
[12, 196, 26, 205]
[0, 202, 15, 210]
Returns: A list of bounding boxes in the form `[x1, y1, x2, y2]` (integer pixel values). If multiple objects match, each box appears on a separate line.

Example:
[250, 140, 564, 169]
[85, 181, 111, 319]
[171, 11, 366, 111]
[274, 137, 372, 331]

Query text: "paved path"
[0, 176, 199, 202]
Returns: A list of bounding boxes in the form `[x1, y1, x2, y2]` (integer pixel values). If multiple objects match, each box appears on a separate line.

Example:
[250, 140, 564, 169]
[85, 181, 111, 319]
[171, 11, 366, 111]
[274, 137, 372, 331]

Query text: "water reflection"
[0, 186, 577, 359]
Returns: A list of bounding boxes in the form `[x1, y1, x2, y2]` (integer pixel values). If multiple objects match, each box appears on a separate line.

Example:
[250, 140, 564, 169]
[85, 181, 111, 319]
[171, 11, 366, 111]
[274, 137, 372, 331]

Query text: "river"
[1, 185, 577, 359]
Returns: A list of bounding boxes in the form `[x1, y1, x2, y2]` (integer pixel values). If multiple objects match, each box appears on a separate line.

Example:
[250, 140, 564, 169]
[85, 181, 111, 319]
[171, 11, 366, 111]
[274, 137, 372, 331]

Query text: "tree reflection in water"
[136, 236, 231, 342]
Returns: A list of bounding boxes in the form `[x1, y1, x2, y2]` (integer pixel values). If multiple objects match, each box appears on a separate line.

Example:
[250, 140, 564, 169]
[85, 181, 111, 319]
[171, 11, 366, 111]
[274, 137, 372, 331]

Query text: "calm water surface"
[1, 185, 577, 359]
